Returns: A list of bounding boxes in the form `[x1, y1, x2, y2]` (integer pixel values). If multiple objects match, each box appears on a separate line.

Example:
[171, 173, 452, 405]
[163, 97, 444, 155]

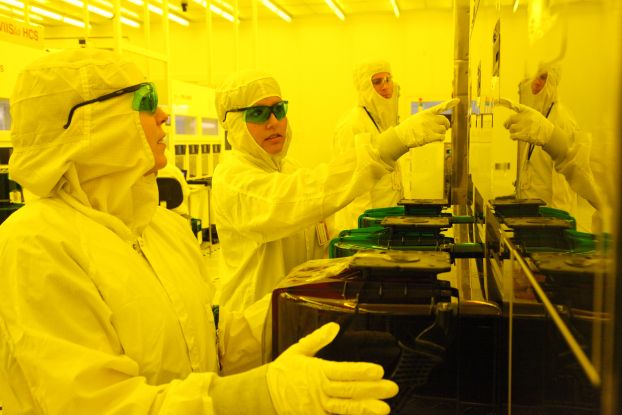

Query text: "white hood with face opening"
[215, 69, 292, 172]
[9, 48, 157, 239]
[519, 62, 561, 115]
[353, 59, 398, 132]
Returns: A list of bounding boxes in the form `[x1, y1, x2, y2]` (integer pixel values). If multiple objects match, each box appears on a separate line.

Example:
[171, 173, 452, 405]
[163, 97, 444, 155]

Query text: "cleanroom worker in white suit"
[0, 49, 399, 415]
[211, 69, 458, 313]
[499, 64, 602, 217]
[332, 59, 403, 232]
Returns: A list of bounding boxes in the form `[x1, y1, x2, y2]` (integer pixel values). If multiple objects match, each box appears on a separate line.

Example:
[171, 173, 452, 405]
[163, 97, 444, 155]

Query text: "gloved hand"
[266, 322, 399, 415]
[394, 98, 460, 147]
[376, 98, 459, 164]
[497, 98, 555, 145]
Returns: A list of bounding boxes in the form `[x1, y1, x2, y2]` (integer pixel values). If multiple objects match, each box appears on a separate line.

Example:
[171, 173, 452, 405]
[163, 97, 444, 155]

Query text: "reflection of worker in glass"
[0, 49, 399, 414]
[332, 59, 402, 232]
[516, 64, 580, 214]
[500, 63, 601, 220]
[212, 69, 458, 315]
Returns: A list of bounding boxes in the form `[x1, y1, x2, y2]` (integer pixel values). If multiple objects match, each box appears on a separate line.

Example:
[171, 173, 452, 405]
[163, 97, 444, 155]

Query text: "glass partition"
[470, 0, 619, 412]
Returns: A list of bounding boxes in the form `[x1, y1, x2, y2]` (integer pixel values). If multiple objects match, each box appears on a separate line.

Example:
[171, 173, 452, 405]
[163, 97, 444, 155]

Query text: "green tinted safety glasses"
[223, 101, 288, 124]
[63, 82, 158, 129]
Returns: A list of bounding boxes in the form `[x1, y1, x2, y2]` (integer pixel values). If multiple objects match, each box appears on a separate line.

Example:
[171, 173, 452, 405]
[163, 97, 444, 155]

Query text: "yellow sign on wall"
[0, 16, 44, 49]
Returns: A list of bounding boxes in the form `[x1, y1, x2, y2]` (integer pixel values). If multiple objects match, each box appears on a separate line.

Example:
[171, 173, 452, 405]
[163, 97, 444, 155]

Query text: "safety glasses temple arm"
[63, 84, 145, 129]
[64, 99, 97, 129]
[222, 107, 250, 123]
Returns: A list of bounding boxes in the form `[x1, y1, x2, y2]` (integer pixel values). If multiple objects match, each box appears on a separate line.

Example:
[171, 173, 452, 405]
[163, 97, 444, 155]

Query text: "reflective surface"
[470, 0, 620, 412]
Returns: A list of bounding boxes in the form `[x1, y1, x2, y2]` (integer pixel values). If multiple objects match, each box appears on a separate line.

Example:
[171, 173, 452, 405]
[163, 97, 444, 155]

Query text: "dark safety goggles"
[223, 101, 288, 124]
[371, 75, 392, 86]
[63, 82, 158, 129]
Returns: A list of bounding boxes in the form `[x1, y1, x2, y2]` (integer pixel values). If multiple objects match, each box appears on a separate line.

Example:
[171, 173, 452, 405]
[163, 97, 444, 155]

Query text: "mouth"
[157, 135, 166, 145]
[265, 134, 283, 141]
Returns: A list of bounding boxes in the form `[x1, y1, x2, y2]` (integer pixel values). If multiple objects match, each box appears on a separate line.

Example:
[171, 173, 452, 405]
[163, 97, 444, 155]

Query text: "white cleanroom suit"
[332, 59, 402, 232]
[211, 69, 458, 314]
[515, 64, 579, 214]
[0, 49, 397, 415]
[501, 65, 601, 215]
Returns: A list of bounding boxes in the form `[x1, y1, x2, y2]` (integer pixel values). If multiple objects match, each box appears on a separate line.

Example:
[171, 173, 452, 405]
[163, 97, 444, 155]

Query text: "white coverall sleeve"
[213, 135, 393, 244]
[545, 127, 603, 211]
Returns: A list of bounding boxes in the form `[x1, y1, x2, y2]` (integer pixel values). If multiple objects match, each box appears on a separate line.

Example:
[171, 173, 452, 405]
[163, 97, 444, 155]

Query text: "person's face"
[531, 72, 548, 95]
[371, 72, 394, 99]
[245, 96, 288, 155]
[140, 106, 169, 175]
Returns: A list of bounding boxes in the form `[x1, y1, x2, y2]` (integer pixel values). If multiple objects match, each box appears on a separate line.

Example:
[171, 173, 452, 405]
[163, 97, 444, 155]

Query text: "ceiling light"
[146, 4, 189, 26]
[0, 3, 25, 16]
[0, 0, 23, 7]
[390, 0, 399, 18]
[209, 4, 235, 22]
[121, 7, 139, 18]
[167, 12, 189, 26]
[324, 0, 344, 21]
[126, 0, 188, 26]
[62, 15, 86, 27]
[90, 0, 138, 19]
[153, 0, 182, 13]
[31, 5, 88, 28]
[62, 0, 113, 18]
[261, 0, 291, 22]
[212, 0, 233, 12]
[192, 0, 236, 23]
[121, 16, 140, 27]
[30, 5, 61, 20]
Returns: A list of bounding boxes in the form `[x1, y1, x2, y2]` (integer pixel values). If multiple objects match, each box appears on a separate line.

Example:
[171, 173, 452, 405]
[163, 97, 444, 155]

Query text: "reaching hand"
[394, 98, 460, 148]
[497, 98, 555, 146]
[266, 322, 399, 415]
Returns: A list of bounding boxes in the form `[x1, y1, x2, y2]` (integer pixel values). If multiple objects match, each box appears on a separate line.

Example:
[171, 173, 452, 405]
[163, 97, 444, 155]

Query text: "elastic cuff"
[376, 127, 408, 164]
[210, 365, 277, 415]
[542, 127, 570, 161]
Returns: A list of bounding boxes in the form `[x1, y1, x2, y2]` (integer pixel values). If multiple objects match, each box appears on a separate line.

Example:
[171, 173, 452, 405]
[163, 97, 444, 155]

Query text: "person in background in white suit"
[211, 69, 459, 315]
[331, 59, 404, 232]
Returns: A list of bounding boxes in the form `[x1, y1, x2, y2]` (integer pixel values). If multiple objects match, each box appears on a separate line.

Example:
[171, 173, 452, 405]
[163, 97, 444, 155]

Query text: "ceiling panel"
[0, 0, 542, 29]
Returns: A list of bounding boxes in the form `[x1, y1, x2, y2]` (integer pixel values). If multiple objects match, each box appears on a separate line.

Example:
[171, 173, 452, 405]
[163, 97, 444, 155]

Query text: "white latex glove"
[267, 322, 399, 415]
[394, 98, 460, 147]
[497, 98, 555, 146]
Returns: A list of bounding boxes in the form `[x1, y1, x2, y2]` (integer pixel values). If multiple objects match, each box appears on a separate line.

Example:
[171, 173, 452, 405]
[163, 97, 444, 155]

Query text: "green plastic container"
[328, 225, 453, 258]
[357, 206, 405, 228]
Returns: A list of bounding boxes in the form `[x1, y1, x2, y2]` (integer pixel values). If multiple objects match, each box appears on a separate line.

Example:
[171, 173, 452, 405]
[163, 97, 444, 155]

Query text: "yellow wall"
[0, 40, 45, 145]
[170, 11, 456, 168]
[0, 40, 45, 98]
[0, 3, 615, 196]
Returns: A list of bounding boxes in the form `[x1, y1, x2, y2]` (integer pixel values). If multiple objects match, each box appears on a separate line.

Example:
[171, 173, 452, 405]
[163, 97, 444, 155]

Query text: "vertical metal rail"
[452, 0, 471, 299]
[451, 0, 470, 211]
[251, 0, 259, 68]
[204, 1, 214, 86]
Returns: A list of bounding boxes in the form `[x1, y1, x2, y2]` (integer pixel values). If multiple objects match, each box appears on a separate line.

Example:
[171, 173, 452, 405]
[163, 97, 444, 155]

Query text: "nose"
[265, 111, 279, 127]
[155, 107, 169, 125]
